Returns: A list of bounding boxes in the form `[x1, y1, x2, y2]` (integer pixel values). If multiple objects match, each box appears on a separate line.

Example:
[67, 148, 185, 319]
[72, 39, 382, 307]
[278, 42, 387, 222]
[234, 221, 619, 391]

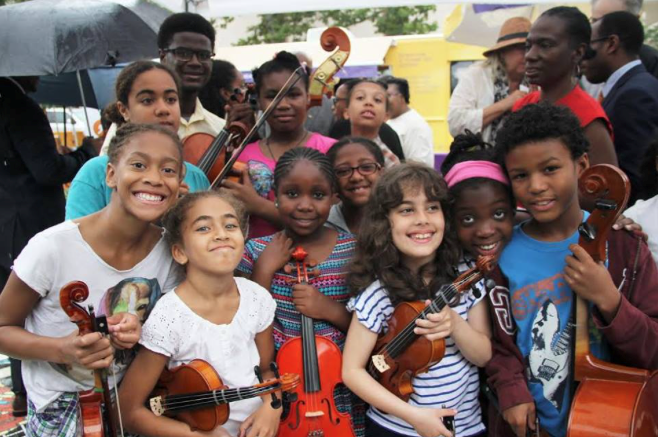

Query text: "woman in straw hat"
[448, 17, 531, 143]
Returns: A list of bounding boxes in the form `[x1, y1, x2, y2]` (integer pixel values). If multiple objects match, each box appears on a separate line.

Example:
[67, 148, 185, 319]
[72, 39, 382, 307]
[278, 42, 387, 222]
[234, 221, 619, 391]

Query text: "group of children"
[0, 31, 657, 437]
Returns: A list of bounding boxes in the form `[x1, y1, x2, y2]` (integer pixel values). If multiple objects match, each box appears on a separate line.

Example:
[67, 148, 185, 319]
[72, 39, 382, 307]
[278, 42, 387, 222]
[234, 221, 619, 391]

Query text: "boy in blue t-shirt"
[486, 102, 658, 437]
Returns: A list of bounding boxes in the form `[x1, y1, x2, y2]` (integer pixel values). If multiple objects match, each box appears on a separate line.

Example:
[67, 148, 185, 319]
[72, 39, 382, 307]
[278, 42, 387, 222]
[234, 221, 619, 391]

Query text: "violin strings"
[163, 385, 278, 411]
[197, 130, 230, 172]
[382, 272, 482, 359]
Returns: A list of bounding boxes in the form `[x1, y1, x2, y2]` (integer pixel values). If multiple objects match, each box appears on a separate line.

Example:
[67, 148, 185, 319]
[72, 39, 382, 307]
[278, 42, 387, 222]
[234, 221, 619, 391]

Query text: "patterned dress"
[237, 232, 365, 437]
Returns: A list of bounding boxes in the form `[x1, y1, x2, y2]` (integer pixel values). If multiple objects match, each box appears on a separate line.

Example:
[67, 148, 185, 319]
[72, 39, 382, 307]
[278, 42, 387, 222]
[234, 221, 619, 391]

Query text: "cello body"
[568, 371, 658, 437]
[567, 165, 658, 437]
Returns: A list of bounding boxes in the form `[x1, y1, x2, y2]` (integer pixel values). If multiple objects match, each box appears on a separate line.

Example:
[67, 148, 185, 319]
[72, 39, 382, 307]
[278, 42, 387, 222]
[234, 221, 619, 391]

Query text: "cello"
[60, 281, 122, 437]
[150, 360, 299, 432]
[368, 256, 496, 402]
[276, 246, 356, 437]
[567, 164, 658, 437]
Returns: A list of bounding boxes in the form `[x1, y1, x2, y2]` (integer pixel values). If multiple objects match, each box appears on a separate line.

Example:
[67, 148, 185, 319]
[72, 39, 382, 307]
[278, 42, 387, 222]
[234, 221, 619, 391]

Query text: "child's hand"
[565, 244, 621, 320]
[59, 331, 113, 369]
[292, 283, 332, 320]
[502, 402, 536, 437]
[405, 406, 457, 437]
[221, 168, 262, 213]
[255, 232, 294, 275]
[107, 312, 141, 350]
[179, 181, 190, 197]
[238, 401, 282, 437]
[613, 214, 648, 241]
[415, 302, 457, 341]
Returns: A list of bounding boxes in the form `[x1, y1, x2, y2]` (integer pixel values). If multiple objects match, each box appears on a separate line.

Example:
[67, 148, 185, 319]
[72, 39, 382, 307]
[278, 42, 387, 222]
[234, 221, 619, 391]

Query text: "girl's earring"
[274, 201, 279, 208]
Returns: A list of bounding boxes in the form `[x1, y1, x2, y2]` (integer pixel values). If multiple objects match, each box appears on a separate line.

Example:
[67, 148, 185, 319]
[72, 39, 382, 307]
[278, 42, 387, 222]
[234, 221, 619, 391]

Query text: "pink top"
[238, 132, 336, 239]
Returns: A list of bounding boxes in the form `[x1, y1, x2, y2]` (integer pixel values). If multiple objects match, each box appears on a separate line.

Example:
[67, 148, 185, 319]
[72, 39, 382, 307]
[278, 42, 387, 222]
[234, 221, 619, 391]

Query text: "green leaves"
[234, 6, 438, 46]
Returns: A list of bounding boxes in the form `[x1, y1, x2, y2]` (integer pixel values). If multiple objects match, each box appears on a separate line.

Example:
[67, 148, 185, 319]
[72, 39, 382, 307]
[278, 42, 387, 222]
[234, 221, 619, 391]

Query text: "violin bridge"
[372, 355, 390, 373]
[149, 396, 164, 416]
[305, 411, 325, 418]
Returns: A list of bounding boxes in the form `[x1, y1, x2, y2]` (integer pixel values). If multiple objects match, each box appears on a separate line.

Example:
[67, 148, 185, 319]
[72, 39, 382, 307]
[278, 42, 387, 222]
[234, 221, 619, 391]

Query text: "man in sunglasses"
[158, 12, 225, 138]
[581, 11, 658, 203]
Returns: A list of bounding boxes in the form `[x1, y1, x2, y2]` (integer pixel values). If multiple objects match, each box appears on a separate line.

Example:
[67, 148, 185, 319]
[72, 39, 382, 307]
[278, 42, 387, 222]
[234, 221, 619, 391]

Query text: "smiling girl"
[223, 51, 336, 239]
[0, 124, 185, 436]
[342, 163, 492, 437]
[66, 61, 210, 220]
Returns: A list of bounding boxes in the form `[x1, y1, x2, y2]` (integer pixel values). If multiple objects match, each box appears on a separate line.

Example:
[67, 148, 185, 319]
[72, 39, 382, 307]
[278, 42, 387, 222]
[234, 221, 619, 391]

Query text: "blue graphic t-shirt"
[499, 213, 591, 437]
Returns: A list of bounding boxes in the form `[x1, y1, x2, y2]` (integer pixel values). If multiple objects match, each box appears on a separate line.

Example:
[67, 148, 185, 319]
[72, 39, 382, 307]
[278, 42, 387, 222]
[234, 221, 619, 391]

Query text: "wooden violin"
[369, 255, 496, 402]
[276, 246, 356, 437]
[182, 87, 253, 183]
[60, 281, 120, 437]
[567, 164, 658, 437]
[150, 360, 300, 432]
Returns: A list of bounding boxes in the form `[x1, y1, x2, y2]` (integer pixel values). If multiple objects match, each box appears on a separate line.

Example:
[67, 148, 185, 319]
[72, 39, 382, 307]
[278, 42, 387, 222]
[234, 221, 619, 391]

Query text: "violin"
[369, 255, 496, 402]
[276, 246, 356, 437]
[182, 87, 253, 183]
[60, 281, 120, 437]
[567, 165, 658, 437]
[150, 360, 299, 432]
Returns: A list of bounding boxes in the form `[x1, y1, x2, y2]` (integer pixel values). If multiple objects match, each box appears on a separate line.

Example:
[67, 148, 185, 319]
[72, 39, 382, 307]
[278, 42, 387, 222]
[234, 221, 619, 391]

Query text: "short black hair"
[598, 11, 644, 56]
[327, 136, 386, 167]
[157, 12, 216, 49]
[346, 79, 389, 110]
[540, 6, 591, 48]
[380, 76, 410, 104]
[252, 51, 309, 95]
[495, 102, 590, 162]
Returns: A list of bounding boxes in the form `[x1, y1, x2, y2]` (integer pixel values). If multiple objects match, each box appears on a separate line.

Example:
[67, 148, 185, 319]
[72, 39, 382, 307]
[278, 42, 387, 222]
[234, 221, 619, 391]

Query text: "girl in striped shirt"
[342, 163, 492, 437]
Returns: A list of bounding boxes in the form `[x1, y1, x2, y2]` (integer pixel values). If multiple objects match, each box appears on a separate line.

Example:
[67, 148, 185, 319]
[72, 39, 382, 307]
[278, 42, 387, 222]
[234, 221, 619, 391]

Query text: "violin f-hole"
[321, 398, 340, 425]
[287, 400, 305, 430]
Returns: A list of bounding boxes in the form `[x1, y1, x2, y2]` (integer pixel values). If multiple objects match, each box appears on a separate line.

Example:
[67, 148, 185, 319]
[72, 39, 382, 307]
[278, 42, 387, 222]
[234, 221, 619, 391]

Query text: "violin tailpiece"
[371, 355, 390, 373]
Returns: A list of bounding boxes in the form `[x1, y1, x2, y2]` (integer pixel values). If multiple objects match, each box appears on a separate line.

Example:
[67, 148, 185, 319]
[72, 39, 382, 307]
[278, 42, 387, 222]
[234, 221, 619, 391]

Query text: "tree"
[0, 0, 29, 5]
[646, 23, 658, 50]
[236, 6, 437, 46]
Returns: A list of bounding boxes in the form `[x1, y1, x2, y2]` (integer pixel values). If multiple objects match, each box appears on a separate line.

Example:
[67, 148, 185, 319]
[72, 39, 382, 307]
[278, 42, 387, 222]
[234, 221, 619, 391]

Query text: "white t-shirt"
[624, 195, 658, 268]
[387, 108, 435, 168]
[448, 62, 496, 143]
[13, 221, 180, 412]
[347, 262, 486, 437]
[140, 278, 276, 436]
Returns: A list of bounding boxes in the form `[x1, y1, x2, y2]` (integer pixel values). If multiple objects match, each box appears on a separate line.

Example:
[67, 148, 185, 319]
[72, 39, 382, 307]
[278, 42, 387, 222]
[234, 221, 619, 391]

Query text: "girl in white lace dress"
[119, 191, 280, 437]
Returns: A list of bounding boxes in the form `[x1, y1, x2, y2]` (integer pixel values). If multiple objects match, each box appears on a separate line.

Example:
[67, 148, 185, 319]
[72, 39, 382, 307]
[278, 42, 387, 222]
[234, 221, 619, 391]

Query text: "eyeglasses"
[162, 47, 214, 62]
[334, 162, 381, 179]
[332, 96, 347, 105]
[590, 35, 613, 45]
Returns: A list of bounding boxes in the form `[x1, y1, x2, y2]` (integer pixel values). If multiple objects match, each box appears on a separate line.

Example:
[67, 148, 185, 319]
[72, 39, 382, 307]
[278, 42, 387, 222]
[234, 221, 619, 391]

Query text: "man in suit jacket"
[0, 76, 96, 414]
[582, 11, 658, 203]
[591, 0, 658, 78]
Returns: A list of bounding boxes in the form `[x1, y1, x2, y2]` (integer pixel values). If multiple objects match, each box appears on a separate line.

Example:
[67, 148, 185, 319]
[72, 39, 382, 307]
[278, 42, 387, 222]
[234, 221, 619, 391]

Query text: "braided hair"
[273, 147, 337, 194]
[326, 136, 385, 167]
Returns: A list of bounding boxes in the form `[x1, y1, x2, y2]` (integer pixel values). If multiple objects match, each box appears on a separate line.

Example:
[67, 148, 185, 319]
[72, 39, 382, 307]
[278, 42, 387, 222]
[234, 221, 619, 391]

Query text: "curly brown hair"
[162, 190, 248, 251]
[348, 163, 461, 304]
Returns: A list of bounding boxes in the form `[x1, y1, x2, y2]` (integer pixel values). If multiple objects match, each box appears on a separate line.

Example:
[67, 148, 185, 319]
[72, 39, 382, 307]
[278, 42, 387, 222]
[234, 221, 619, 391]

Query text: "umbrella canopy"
[0, 0, 162, 76]
[31, 65, 124, 110]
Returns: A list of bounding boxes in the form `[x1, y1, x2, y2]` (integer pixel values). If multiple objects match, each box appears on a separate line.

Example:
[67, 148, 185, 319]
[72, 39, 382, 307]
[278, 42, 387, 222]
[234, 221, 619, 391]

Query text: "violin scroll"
[309, 27, 351, 108]
[59, 280, 94, 335]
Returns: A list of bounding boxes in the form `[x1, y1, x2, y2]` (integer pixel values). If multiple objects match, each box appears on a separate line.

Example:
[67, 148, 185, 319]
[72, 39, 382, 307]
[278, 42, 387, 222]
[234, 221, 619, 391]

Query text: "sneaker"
[12, 392, 27, 417]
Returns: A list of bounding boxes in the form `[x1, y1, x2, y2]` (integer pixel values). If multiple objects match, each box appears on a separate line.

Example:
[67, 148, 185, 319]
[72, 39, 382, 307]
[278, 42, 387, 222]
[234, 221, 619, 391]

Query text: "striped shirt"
[347, 262, 486, 437]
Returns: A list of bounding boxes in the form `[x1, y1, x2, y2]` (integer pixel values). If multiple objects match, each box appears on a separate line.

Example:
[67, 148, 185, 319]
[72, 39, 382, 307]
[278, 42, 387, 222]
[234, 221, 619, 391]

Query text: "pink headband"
[444, 161, 509, 188]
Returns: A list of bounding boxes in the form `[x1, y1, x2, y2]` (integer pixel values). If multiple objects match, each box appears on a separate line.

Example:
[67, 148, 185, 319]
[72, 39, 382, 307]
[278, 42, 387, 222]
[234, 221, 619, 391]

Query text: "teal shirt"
[65, 156, 210, 220]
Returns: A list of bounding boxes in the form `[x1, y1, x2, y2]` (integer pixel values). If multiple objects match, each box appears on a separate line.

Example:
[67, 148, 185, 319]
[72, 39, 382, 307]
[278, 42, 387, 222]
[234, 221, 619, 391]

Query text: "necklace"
[264, 130, 309, 162]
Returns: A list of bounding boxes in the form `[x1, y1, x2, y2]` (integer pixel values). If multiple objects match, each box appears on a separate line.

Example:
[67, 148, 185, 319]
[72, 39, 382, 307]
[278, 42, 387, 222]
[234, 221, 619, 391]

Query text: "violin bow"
[209, 65, 307, 189]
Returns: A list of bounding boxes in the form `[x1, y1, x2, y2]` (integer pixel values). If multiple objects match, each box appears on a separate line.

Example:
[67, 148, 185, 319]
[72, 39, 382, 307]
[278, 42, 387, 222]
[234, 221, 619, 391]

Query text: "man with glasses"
[581, 11, 658, 203]
[590, 0, 658, 77]
[158, 12, 225, 139]
[380, 77, 434, 168]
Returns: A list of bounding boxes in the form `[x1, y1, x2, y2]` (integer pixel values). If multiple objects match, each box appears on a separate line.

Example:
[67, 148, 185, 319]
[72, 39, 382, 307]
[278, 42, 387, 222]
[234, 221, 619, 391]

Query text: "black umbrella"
[32, 66, 125, 110]
[0, 0, 165, 77]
